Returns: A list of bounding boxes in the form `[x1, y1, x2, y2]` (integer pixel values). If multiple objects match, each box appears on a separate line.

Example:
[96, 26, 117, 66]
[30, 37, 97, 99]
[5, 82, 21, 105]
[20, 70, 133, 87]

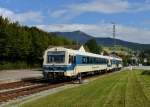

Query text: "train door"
[68, 54, 77, 76]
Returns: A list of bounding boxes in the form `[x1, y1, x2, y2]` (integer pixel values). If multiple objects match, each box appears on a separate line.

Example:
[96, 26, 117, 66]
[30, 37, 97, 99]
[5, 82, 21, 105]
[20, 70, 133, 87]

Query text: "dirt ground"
[0, 69, 43, 83]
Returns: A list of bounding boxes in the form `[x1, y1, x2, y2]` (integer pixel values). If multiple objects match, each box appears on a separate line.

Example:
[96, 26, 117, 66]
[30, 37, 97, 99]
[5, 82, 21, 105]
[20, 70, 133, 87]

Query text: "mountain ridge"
[54, 31, 150, 50]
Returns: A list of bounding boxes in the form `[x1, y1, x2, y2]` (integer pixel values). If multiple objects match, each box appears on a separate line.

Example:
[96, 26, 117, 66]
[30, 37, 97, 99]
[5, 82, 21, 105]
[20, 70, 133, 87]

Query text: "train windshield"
[47, 51, 65, 63]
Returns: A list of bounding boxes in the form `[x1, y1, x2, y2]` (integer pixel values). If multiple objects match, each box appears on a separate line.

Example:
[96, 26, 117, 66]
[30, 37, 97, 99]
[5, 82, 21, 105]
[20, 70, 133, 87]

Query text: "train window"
[102, 59, 104, 64]
[99, 58, 106, 64]
[73, 56, 76, 64]
[87, 57, 89, 63]
[103, 59, 105, 64]
[99, 58, 102, 64]
[96, 58, 99, 64]
[93, 58, 96, 64]
[69, 55, 72, 63]
[82, 57, 86, 63]
[47, 55, 65, 63]
[47, 51, 65, 63]
[69, 55, 76, 64]
[92, 57, 94, 63]
[101, 59, 103, 64]
[112, 60, 116, 64]
[89, 57, 93, 63]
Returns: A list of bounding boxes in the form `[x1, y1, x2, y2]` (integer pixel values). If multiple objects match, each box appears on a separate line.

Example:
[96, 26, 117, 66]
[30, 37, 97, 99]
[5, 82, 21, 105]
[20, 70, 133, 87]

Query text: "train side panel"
[64, 64, 107, 76]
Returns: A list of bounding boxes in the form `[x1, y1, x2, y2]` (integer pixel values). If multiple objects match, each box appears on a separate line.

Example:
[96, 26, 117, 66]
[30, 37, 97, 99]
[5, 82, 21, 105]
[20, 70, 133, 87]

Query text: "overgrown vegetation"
[0, 16, 74, 70]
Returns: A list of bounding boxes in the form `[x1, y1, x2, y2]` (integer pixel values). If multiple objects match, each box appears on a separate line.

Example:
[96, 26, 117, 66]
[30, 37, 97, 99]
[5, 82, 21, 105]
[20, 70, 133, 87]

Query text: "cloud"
[50, 9, 68, 18]
[36, 23, 150, 44]
[51, 0, 150, 19]
[70, 0, 129, 14]
[50, 9, 81, 20]
[0, 7, 44, 23]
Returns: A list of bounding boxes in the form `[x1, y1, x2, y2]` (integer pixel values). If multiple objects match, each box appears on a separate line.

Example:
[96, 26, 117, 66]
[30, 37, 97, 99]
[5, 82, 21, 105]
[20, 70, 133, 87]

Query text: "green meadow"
[17, 70, 150, 107]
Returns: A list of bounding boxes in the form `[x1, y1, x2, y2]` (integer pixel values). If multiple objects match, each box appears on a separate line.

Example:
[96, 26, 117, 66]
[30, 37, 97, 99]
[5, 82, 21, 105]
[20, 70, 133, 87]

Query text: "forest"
[0, 16, 74, 69]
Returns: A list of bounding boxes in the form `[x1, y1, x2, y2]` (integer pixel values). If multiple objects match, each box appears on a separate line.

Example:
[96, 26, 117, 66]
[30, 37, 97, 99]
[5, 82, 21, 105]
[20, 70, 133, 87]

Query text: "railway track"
[0, 79, 42, 90]
[0, 71, 113, 103]
[0, 82, 68, 103]
[0, 78, 70, 103]
[0, 81, 34, 90]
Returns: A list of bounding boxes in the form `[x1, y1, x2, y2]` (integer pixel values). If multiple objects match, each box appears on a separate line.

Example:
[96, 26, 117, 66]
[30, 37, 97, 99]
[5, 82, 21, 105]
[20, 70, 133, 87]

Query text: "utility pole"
[112, 22, 116, 55]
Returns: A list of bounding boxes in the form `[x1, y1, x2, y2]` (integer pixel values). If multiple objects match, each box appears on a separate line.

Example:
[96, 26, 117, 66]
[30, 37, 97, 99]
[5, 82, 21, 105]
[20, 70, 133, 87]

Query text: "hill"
[55, 31, 150, 50]
[55, 31, 92, 43]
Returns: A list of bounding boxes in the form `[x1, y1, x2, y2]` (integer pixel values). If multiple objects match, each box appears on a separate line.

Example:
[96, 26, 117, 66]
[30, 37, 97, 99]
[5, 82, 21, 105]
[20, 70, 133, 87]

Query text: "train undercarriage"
[43, 67, 122, 81]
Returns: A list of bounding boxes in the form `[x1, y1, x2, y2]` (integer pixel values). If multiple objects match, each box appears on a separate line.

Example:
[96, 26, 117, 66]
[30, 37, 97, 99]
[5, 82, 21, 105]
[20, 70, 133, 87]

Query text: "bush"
[141, 70, 150, 75]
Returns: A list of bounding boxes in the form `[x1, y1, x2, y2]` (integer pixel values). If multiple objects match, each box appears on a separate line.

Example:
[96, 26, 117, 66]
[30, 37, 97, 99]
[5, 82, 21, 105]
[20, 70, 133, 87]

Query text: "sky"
[0, 0, 150, 44]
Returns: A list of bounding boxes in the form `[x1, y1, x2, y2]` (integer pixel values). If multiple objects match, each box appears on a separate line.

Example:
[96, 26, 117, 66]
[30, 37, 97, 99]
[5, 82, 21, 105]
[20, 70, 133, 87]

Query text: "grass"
[16, 70, 150, 107]
[141, 70, 150, 75]
[0, 61, 41, 70]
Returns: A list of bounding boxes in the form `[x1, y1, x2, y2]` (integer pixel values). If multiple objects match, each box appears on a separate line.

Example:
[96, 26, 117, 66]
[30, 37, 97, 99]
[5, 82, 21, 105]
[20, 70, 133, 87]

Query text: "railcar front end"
[43, 47, 68, 79]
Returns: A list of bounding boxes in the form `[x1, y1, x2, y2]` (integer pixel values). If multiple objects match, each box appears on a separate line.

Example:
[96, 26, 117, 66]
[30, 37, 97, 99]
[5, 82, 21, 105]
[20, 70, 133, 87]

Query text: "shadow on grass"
[141, 70, 150, 75]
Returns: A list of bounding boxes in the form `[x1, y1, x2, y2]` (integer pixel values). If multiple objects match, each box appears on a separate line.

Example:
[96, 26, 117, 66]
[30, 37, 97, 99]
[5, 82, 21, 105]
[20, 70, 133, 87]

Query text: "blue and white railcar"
[43, 46, 110, 79]
[109, 56, 122, 70]
[115, 57, 123, 69]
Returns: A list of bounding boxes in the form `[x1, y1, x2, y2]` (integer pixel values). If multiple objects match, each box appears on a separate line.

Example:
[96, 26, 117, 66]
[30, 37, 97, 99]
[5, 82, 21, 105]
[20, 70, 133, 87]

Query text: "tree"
[85, 38, 102, 54]
[0, 16, 74, 69]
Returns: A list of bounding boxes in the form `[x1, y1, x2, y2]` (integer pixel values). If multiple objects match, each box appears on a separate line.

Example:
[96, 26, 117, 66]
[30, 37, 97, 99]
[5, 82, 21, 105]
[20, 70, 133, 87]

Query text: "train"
[42, 45, 122, 79]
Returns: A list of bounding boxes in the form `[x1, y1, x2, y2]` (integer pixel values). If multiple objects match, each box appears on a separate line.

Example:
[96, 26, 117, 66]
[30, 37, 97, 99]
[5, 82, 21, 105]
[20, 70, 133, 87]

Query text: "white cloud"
[0, 7, 43, 23]
[51, 9, 68, 18]
[36, 23, 150, 44]
[70, 0, 129, 14]
[51, 0, 150, 18]
[117, 25, 150, 44]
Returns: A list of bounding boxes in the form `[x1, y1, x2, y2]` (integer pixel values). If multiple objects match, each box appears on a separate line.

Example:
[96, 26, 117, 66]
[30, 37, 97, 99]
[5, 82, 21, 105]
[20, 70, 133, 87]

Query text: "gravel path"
[0, 69, 42, 83]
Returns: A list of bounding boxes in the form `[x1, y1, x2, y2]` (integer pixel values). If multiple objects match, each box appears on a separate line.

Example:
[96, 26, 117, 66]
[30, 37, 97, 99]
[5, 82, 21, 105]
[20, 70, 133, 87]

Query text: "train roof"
[48, 45, 90, 52]
[46, 46, 122, 61]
